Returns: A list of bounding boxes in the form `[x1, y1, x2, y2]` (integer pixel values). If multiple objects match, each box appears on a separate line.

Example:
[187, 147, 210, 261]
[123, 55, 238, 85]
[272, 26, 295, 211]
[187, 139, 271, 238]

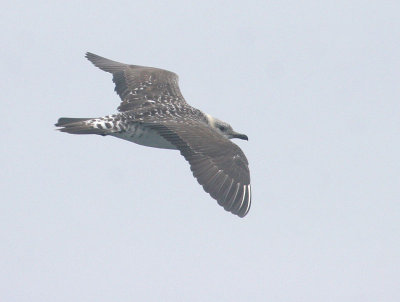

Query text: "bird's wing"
[86, 52, 187, 112]
[145, 120, 251, 217]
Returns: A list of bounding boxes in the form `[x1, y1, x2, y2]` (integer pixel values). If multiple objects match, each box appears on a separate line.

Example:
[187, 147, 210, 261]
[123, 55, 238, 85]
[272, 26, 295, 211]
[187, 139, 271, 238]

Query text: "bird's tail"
[55, 116, 123, 135]
[56, 117, 93, 127]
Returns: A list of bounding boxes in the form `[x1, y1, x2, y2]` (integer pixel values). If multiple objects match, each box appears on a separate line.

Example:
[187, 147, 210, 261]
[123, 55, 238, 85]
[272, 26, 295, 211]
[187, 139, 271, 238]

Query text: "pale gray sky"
[1, 1, 399, 301]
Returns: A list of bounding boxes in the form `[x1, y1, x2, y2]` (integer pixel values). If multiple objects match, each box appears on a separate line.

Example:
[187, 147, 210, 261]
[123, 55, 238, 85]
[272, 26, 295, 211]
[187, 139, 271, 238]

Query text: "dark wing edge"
[147, 121, 251, 218]
[85, 52, 129, 73]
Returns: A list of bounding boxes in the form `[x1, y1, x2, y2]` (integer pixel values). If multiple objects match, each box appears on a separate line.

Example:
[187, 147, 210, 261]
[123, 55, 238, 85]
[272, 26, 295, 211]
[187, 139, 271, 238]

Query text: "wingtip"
[237, 185, 251, 218]
[85, 52, 99, 63]
[85, 51, 95, 58]
[84, 52, 127, 73]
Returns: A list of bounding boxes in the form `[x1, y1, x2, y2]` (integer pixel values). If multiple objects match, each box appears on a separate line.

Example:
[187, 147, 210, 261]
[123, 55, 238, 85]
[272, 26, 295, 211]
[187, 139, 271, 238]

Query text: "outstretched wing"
[146, 120, 251, 217]
[86, 52, 186, 111]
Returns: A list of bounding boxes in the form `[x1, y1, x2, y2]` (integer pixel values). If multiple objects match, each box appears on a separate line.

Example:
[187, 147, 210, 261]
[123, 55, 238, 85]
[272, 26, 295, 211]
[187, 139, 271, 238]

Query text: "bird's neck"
[205, 114, 216, 127]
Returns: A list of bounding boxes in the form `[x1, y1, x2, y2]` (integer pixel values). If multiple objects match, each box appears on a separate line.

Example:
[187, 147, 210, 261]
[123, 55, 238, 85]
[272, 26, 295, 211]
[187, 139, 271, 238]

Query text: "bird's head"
[206, 114, 248, 141]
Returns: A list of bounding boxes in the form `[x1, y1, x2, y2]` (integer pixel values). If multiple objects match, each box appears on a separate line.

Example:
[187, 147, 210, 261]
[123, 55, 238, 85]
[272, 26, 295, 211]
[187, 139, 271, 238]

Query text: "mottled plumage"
[56, 53, 251, 217]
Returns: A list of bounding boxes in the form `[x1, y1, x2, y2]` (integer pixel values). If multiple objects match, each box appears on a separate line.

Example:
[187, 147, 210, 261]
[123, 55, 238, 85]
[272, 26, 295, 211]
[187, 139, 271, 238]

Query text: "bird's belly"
[111, 123, 178, 150]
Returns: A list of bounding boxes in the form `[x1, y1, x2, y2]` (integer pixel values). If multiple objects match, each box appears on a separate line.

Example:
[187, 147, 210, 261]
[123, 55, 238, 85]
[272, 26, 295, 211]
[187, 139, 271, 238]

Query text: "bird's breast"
[111, 123, 178, 150]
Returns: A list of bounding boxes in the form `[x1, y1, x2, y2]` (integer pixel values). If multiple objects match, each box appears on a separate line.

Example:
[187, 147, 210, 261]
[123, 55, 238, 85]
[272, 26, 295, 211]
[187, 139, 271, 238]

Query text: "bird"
[55, 53, 251, 217]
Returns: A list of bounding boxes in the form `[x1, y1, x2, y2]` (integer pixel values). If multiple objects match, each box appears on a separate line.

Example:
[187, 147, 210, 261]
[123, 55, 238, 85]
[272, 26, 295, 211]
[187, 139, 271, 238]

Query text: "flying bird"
[56, 53, 251, 217]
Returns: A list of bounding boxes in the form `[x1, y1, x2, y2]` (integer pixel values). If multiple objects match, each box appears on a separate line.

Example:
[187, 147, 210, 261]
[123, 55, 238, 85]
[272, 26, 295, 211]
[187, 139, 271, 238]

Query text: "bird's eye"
[219, 126, 225, 131]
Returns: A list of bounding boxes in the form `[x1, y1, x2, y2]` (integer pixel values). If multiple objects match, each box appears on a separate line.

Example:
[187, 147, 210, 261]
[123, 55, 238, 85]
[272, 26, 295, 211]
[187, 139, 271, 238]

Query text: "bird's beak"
[232, 132, 248, 141]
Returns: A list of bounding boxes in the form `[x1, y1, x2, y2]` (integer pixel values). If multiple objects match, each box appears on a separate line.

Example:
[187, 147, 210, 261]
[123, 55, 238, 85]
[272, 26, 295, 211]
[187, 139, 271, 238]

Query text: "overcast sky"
[1, 1, 399, 301]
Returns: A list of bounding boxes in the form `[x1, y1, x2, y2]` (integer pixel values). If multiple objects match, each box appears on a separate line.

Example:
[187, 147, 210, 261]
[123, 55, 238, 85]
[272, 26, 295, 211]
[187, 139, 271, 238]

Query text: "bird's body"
[56, 53, 251, 217]
[112, 122, 178, 150]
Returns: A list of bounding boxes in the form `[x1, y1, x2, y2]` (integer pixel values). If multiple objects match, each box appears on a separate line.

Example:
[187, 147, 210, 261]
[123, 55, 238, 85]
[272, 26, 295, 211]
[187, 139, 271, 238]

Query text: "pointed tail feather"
[55, 117, 107, 135]
[55, 117, 92, 127]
